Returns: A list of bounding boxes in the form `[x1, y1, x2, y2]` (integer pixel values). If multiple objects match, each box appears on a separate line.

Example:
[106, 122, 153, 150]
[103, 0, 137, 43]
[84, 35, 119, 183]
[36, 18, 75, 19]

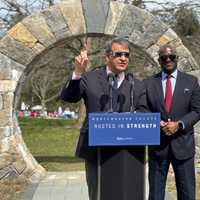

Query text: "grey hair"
[105, 37, 130, 55]
[158, 44, 177, 56]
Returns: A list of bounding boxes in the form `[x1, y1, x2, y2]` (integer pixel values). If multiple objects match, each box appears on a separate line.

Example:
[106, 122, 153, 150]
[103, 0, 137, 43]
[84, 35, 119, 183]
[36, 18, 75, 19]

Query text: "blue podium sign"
[89, 112, 160, 146]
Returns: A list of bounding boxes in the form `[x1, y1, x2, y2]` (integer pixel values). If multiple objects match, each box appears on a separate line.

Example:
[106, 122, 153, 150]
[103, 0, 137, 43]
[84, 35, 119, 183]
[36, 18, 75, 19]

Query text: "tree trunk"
[41, 100, 46, 118]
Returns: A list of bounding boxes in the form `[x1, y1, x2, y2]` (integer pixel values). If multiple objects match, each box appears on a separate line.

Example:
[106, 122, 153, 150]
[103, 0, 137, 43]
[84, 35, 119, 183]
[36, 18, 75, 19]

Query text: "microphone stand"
[130, 81, 135, 112]
[97, 73, 115, 200]
[107, 74, 115, 113]
[126, 73, 135, 112]
[109, 84, 113, 113]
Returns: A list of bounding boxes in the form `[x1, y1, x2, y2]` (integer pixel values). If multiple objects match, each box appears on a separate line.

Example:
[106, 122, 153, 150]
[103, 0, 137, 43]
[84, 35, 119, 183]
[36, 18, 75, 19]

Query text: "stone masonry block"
[42, 5, 71, 40]
[146, 44, 160, 59]
[82, 0, 110, 33]
[114, 5, 153, 39]
[0, 36, 44, 66]
[23, 161, 40, 179]
[12, 159, 26, 175]
[188, 70, 200, 83]
[0, 93, 13, 127]
[132, 16, 168, 48]
[8, 23, 38, 48]
[0, 152, 14, 169]
[60, 0, 86, 35]
[0, 138, 9, 153]
[28, 166, 46, 183]
[0, 54, 12, 80]
[0, 53, 25, 81]
[104, 1, 126, 35]
[176, 45, 199, 71]
[194, 122, 200, 160]
[195, 129, 200, 147]
[0, 110, 12, 127]
[3, 93, 14, 111]
[0, 95, 3, 110]
[156, 29, 182, 47]
[22, 14, 56, 47]
[129, 9, 155, 41]
[0, 126, 12, 140]
[0, 81, 17, 92]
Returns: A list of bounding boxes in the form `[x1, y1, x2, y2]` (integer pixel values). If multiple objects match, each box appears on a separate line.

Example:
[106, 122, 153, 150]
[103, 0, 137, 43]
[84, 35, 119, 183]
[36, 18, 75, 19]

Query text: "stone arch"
[0, 0, 199, 181]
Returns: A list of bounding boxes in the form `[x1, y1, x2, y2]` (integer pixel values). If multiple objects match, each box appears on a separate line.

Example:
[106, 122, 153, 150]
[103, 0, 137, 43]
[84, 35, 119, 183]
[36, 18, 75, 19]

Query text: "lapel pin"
[184, 88, 190, 93]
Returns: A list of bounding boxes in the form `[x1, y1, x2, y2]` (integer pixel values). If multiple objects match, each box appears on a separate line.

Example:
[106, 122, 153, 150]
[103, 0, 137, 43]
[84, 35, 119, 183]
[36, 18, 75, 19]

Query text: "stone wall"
[0, 0, 199, 181]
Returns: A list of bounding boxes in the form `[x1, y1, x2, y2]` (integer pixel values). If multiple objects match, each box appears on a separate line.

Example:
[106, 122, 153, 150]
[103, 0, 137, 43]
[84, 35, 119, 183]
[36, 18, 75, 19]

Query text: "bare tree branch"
[2, 0, 30, 14]
[30, 63, 68, 115]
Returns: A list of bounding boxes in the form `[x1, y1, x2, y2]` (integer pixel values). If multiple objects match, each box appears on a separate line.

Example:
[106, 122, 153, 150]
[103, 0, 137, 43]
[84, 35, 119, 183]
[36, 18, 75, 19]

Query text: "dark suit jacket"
[61, 66, 148, 161]
[144, 70, 200, 160]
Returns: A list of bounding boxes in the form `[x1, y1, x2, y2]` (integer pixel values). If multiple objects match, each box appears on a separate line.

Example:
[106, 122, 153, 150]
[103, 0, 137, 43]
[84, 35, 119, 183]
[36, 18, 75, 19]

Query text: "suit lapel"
[97, 66, 109, 94]
[170, 71, 183, 114]
[154, 73, 165, 111]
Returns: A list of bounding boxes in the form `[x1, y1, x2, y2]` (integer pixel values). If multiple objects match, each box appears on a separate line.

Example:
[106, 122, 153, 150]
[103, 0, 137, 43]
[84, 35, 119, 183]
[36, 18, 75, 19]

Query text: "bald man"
[144, 44, 200, 200]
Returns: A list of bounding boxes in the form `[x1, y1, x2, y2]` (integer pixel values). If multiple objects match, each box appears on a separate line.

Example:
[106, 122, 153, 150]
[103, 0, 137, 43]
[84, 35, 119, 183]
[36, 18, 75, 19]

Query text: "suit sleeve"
[60, 75, 87, 103]
[180, 77, 200, 130]
[135, 81, 149, 112]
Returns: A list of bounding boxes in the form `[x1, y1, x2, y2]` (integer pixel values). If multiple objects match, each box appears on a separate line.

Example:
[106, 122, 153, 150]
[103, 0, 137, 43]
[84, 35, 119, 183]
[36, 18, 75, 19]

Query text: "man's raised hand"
[74, 49, 88, 76]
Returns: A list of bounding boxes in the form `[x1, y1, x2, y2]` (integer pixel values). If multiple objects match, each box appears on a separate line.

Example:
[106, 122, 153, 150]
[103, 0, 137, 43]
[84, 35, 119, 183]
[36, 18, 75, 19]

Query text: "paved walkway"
[21, 171, 88, 200]
[21, 171, 174, 200]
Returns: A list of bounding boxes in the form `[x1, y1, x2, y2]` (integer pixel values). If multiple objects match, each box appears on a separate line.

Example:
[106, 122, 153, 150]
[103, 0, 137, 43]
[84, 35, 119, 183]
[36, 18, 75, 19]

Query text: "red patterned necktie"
[165, 75, 172, 113]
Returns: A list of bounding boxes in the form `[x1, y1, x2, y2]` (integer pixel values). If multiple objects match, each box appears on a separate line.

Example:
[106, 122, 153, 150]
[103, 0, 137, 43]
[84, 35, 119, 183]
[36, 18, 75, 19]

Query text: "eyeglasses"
[160, 54, 177, 62]
[111, 51, 130, 58]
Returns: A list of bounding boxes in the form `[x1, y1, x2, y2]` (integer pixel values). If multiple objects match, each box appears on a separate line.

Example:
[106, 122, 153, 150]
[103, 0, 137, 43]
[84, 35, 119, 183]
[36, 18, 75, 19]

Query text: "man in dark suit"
[61, 38, 148, 200]
[145, 44, 200, 200]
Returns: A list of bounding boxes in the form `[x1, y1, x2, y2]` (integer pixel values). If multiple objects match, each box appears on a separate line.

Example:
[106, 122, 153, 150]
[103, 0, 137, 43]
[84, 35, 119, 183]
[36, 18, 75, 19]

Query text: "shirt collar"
[162, 69, 177, 80]
[106, 66, 125, 81]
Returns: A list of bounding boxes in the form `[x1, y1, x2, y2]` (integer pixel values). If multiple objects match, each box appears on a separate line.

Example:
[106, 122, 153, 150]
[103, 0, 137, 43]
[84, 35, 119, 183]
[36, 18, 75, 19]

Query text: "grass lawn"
[19, 117, 85, 171]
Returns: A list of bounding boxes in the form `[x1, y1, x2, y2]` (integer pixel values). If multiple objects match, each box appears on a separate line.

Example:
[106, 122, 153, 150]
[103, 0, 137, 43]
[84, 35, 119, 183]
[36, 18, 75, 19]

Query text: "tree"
[174, 7, 199, 36]
[144, 0, 200, 25]
[114, 0, 145, 8]
[30, 64, 69, 116]
[173, 7, 200, 66]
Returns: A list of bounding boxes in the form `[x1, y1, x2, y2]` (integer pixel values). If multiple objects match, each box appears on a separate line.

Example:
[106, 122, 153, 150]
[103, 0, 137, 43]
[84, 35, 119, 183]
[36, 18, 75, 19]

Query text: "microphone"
[107, 73, 115, 112]
[126, 73, 135, 112]
[107, 73, 115, 87]
[126, 73, 134, 84]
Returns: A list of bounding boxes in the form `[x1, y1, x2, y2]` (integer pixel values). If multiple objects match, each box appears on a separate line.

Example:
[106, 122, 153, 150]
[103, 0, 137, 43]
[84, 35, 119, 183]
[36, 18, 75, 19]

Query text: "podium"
[89, 113, 160, 200]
